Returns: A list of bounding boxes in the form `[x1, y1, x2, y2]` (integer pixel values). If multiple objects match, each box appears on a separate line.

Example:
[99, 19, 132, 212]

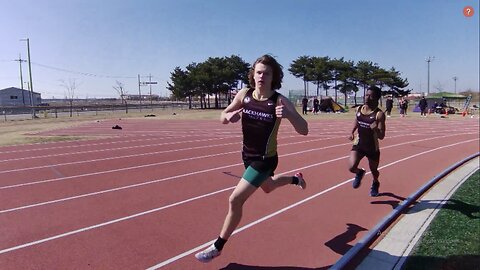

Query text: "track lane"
[0, 118, 477, 269]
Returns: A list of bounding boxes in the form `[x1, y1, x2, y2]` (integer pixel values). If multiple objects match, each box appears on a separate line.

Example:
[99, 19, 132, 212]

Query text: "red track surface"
[0, 117, 478, 269]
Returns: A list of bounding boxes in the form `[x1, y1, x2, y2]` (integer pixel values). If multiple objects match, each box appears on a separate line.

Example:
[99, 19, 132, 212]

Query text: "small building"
[0, 87, 41, 106]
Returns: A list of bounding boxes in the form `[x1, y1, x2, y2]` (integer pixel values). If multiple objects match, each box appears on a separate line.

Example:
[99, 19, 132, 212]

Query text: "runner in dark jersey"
[195, 55, 309, 263]
[348, 86, 386, 197]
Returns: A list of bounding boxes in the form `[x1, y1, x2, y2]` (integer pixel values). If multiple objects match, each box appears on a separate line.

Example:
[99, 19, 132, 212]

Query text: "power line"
[30, 62, 136, 79]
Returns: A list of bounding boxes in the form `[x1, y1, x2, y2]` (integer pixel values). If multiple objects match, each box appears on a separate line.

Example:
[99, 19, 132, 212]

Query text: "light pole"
[452, 76, 458, 94]
[425, 56, 435, 95]
[20, 38, 36, 118]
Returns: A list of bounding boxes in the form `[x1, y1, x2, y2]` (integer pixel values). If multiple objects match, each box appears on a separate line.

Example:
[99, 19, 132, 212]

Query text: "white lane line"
[146, 138, 478, 269]
[0, 136, 342, 188]
[0, 139, 476, 257]
[0, 163, 241, 214]
[0, 135, 337, 173]
[0, 127, 307, 155]
[0, 131, 428, 191]
[0, 133, 472, 213]
[0, 137, 231, 163]
[0, 186, 235, 255]
[0, 133, 218, 154]
[0, 150, 238, 190]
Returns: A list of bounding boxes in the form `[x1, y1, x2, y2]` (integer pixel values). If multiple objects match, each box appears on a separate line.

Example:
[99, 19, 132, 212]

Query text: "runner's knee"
[228, 193, 246, 209]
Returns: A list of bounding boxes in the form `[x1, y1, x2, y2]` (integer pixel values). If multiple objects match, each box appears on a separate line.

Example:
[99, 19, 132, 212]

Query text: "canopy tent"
[425, 92, 466, 99]
[413, 92, 466, 113]
[319, 97, 345, 112]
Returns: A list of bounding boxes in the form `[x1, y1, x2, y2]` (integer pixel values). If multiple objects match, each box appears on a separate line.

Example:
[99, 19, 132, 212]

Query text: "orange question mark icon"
[463, 6, 474, 17]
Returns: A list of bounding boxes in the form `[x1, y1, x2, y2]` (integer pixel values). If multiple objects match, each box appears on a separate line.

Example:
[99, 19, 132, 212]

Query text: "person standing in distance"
[385, 96, 393, 117]
[348, 86, 386, 197]
[302, 96, 309, 115]
[313, 96, 320, 115]
[195, 54, 309, 263]
[419, 96, 428, 117]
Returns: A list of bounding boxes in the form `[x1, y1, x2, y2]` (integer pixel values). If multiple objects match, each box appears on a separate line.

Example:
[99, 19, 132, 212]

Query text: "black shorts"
[242, 153, 278, 174]
[241, 153, 278, 187]
[351, 145, 380, 162]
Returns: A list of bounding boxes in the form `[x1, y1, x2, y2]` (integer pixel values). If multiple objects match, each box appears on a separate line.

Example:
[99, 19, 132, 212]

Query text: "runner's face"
[365, 90, 378, 107]
[254, 63, 273, 91]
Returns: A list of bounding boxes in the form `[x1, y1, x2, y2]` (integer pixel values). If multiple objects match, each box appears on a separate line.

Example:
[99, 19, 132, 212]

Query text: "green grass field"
[402, 170, 480, 270]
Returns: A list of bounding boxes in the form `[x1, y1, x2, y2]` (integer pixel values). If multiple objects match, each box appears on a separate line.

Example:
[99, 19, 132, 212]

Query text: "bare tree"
[434, 80, 445, 92]
[60, 78, 79, 117]
[113, 80, 128, 113]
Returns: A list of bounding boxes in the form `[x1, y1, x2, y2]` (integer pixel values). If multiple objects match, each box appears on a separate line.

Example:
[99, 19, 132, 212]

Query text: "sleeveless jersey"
[241, 88, 281, 158]
[354, 105, 381, 152]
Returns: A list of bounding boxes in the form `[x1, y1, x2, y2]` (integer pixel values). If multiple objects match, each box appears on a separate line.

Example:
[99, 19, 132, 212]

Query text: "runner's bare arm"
[372, 111, 386, 140]
[220, 88, 246, 124]
[276, 96, 308, 135]
[348, 107, 360, 141]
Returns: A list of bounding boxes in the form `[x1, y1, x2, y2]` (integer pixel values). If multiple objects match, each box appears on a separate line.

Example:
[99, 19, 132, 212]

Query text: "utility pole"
[138, 74, 142, 110]
[148, 73, 153, 106]
[425, 56, 435, 95]
[452, 76, 458, 94]
[138, 74, 157, 109]
[14, 54, 27, 105]
[20, 38, 36, 118]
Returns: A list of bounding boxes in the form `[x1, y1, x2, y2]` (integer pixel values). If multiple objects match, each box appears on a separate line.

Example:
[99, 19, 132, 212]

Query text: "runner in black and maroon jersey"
[348, 86, 386, 197]
[195, 54, 308, 263]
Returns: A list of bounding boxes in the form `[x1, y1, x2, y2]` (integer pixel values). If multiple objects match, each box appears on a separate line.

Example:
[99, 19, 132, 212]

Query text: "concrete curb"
[356, 156, 479, 270]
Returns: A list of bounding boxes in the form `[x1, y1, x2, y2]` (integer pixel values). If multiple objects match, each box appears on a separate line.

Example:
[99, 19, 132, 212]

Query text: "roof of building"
[0, 87, 41, 95]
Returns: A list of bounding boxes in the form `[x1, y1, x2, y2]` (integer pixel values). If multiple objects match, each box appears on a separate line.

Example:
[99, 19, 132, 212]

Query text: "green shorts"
[242, 154, 278, 188]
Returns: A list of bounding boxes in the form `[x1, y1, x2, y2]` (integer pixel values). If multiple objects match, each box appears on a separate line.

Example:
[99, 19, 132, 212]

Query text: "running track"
[0, 117, 478, 269]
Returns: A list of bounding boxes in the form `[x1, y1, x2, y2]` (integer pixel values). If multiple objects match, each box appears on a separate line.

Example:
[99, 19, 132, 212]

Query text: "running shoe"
[352, 168, 365, 189]
[370, 181, 380, 197]
[195, 244, 221, 263]
[295, 172, 307, 189]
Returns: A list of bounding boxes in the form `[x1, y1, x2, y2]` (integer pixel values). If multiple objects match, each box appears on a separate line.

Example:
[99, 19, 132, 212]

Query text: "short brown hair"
[248, 54, 284, 90]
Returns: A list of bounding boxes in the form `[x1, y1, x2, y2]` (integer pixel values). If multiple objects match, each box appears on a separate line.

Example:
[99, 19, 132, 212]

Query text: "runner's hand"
[276, 98, 288, 118]
[226, 108, 242, 123]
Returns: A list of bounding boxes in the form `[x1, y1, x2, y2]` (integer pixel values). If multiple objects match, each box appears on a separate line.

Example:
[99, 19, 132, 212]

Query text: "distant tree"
[337, 60, 357, 106]
[371, 67, 391, 91]
[355, 61, 378, 98]
[328, 58, 350, 102]
[113, 80, 128, 113]
[384, 68, 410, 97]
[434, 81, 445, 92]
[225, 55, 250, 104]
[60, 78, 79, 117]
[185, 62, 208, 109]
[289, 55, 313, 97]
[168, 56, 250, 109]
[167, 67, 194, 108]
[309, 56, 331, 97]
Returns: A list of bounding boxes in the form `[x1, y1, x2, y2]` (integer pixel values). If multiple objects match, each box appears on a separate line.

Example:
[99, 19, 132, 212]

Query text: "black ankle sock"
[291, 176, 299, 185]
[214, 237, 227, 251]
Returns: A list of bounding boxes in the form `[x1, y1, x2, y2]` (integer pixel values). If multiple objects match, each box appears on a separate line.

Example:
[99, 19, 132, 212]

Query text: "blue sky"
[1, 0, 478, 99]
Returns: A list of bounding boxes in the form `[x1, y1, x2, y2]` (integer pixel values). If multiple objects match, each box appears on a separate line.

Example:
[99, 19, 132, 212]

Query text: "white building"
[0, 87, 41, 106]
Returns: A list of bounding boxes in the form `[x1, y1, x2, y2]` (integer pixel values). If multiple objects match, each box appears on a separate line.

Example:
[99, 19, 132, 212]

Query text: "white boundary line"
[0, 133, 463, 212]
[0, 139, 476, 258]
[146, 139, 478, 269]
[0, 135, 336, 173]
